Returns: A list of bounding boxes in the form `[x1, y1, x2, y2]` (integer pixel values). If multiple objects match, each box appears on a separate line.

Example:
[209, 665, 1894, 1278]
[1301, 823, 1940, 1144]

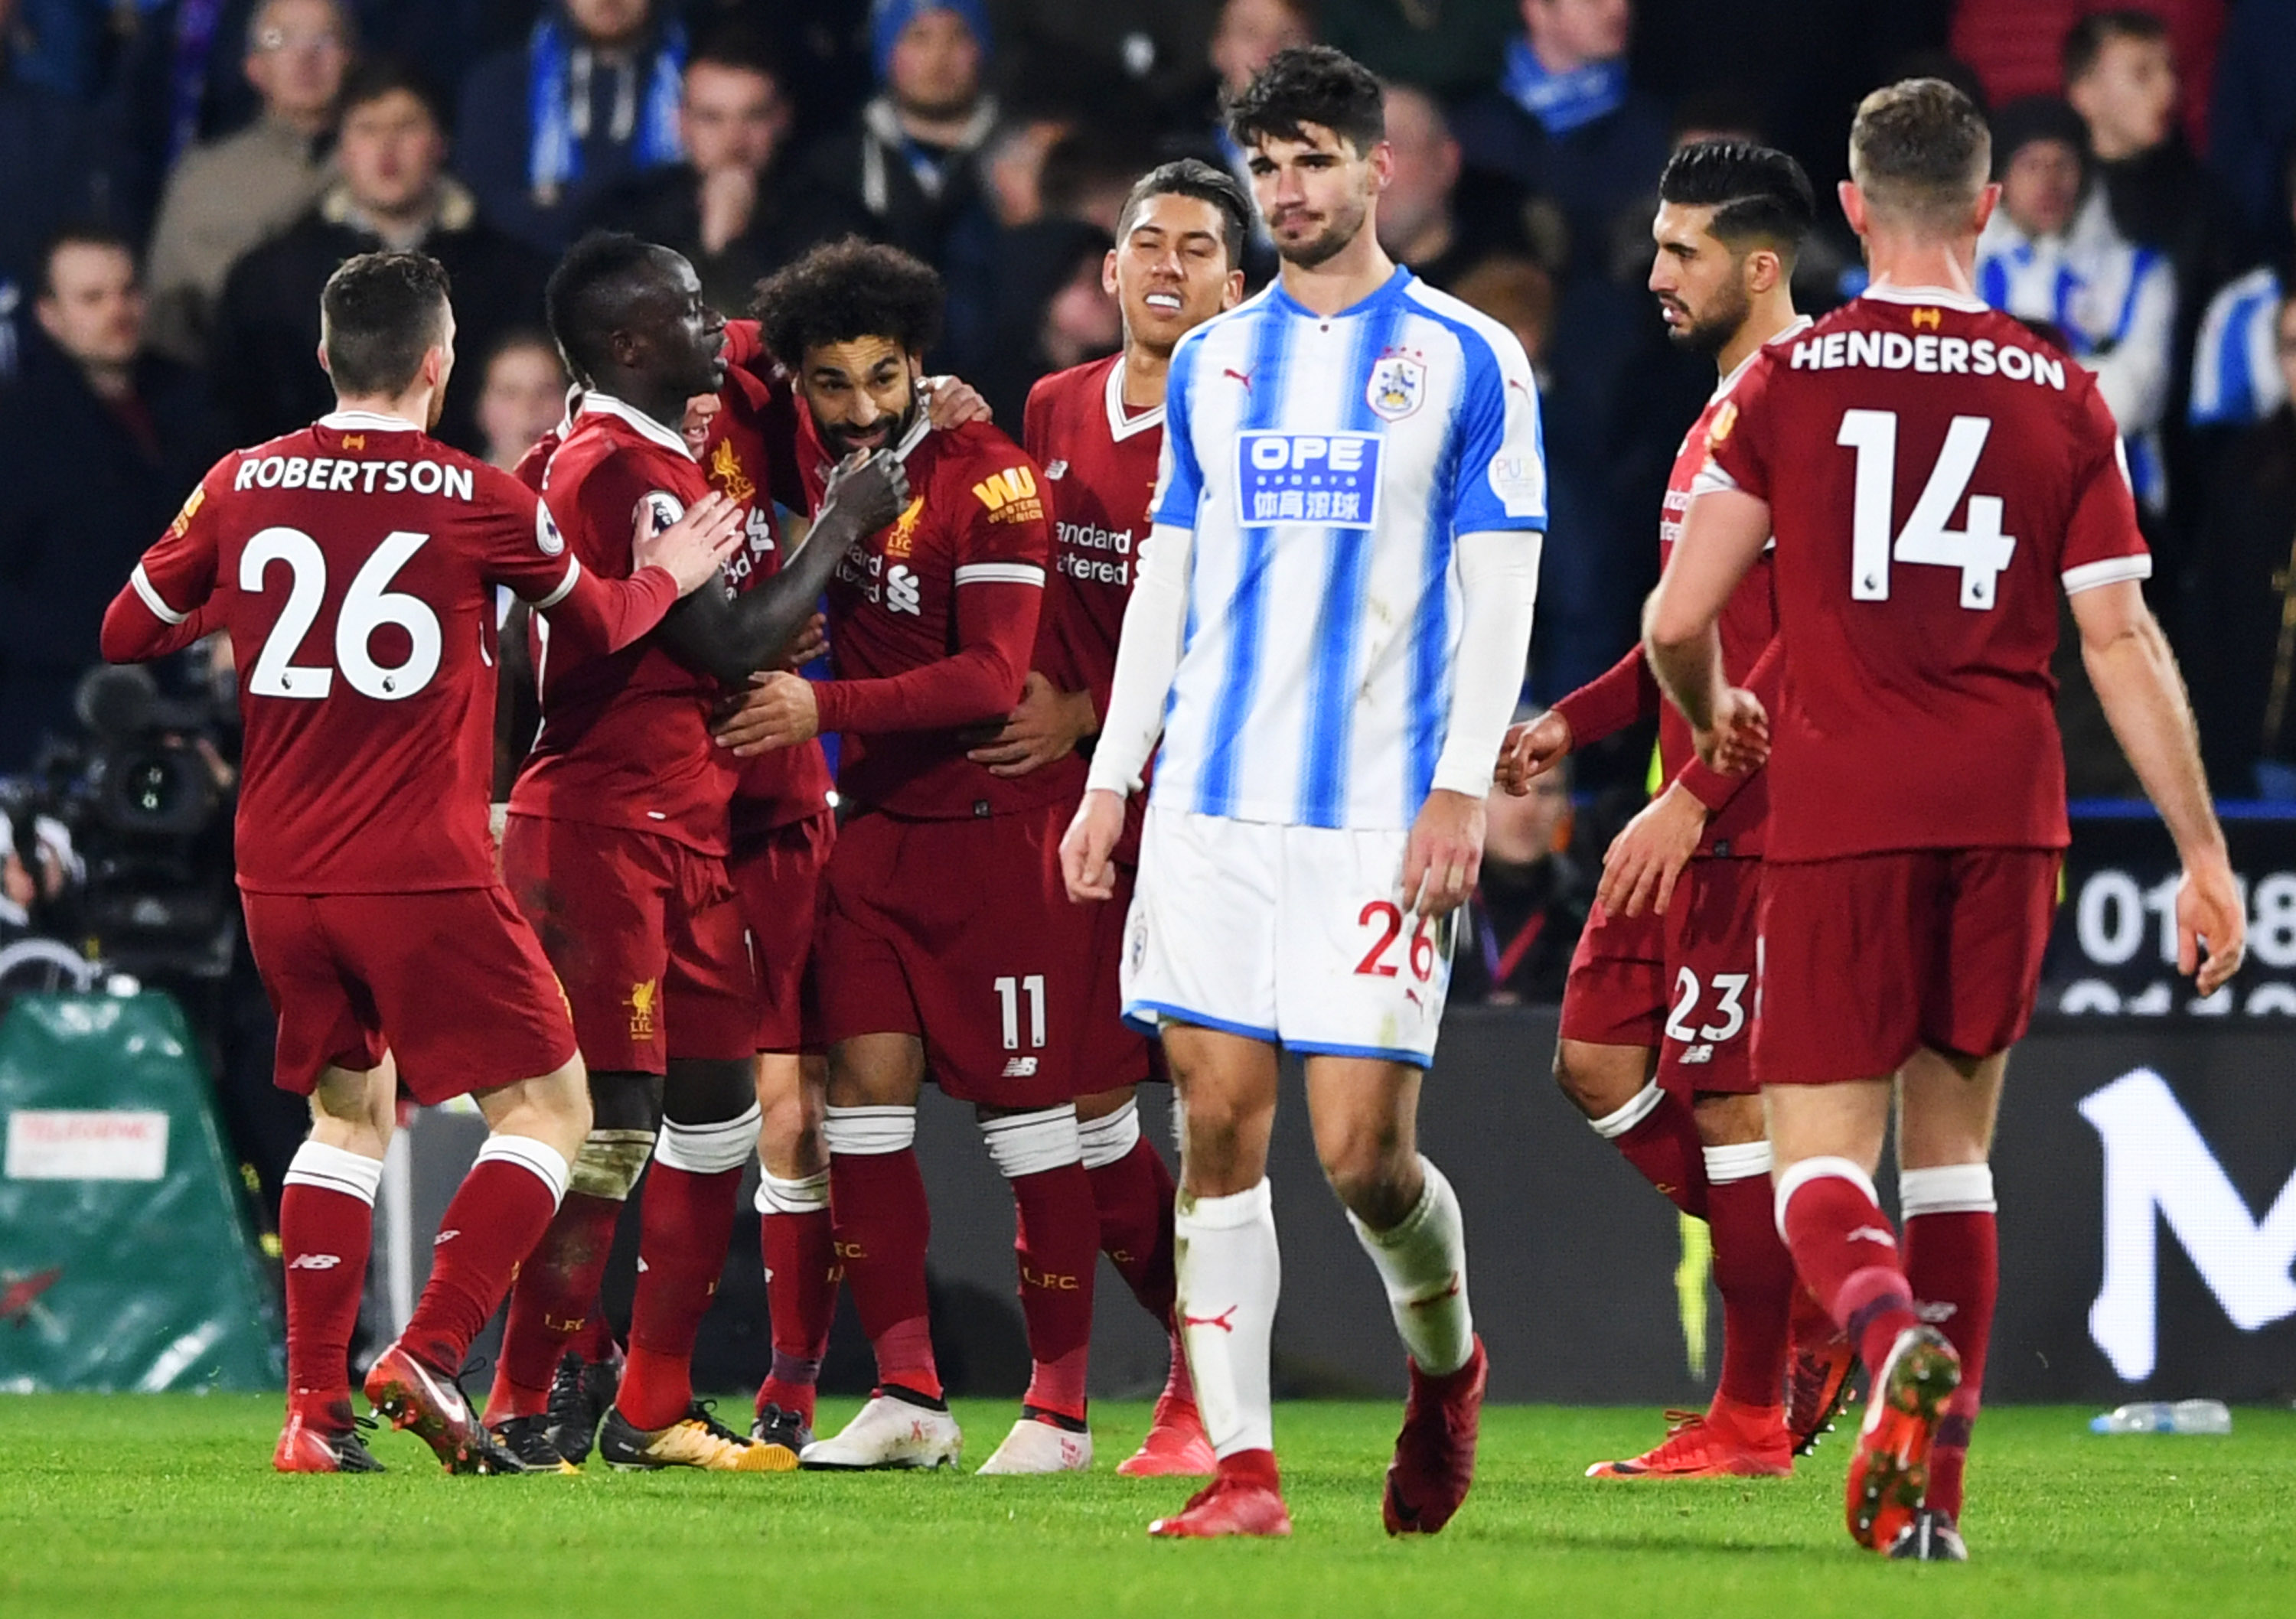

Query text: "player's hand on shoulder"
[1596, 780, 1707, 919]
[638, 490, 745, 595]
[968, 671, 1097, 777]
[820, 448, 909, 537]
[711, 669, 818, 755]
[920, 374, 991, 428]
[1693, 686, 1769, 775]
[1497, 710, 1571, 795]
[2177, 857, 2246, 997]
[1060, 789, 1126, 903]
[1404, 788, 1486, 920]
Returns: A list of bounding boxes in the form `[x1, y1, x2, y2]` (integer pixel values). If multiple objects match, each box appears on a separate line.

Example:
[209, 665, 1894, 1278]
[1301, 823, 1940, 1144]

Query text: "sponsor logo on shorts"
[286, 1253, 341, 1270]
[1678, 1044, 1714, 1066]
[433, 1229, 459, 1246]
[626, 978, 659, 1039]
[1001, 1057, 1039, 1078]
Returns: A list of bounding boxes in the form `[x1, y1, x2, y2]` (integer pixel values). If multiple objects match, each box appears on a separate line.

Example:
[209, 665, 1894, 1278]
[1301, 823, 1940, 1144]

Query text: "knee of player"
[1176, 1086, 1267, 1152]
[1314, 1122, 1413, 1207]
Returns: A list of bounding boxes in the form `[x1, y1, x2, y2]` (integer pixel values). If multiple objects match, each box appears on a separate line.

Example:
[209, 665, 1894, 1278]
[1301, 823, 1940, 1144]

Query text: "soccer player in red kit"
[1499, 141, 1852, 1477]
[1648, 80, 2245, 1559]
[99, 251, 741, 1474]
[486, 233, 904, 1472]
[957, 160, 1249, 1478]
[718, 238, 1103, 1474]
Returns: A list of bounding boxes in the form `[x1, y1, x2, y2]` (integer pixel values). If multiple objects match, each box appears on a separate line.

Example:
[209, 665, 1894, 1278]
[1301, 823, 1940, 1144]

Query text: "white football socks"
[1174, 1178, 1280, 1458]
[1348, 1155, 1475, 1376]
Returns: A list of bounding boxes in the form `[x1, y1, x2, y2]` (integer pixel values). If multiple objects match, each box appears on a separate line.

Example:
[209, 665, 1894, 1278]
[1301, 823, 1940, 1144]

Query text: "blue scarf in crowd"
[1499, 38, 1627, 136]
[527, 14, 686, 200]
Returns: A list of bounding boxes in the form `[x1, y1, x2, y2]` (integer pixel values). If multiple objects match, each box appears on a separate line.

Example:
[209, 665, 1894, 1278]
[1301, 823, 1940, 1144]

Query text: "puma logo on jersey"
[1223, 368, 1253, 390]
[885, 564, 921, 616]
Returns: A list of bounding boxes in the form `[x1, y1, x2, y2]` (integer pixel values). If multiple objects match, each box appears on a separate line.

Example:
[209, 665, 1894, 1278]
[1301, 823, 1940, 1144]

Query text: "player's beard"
[820, 398, 918, 461]
[1662, 279, 1753, 359]
[1271, 191, 1371, 270]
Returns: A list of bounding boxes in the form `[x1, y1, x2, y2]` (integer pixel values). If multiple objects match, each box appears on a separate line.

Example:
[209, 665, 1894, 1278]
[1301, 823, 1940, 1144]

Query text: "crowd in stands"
[7, 0, 2296, 815]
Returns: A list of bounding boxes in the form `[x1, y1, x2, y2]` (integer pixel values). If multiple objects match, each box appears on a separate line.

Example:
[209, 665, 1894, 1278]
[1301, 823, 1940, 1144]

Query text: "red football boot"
[1148, 1451, 1293, 1538]
[1844, 1326, 1961, 1552]
[1787, 1285, 1860, 1456]
[1383, 1337, 1487, 1536]
[1117, 1390, 1218, 1478]
[364, 1340, 525, 1474]
[1585, 1394, 1793, 1478]
[272, 1404, 384, 1474]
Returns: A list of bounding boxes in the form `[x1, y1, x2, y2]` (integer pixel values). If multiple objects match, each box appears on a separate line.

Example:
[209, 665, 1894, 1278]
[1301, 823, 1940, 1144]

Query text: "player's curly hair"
[750, 236, 945, 364]
[321, 249, 451, 398]
[1224, 44, 1384, 157]
[1658, 140, 1816, 265]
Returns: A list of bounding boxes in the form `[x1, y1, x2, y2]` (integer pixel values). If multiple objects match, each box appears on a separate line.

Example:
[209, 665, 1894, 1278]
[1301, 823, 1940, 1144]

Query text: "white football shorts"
[1120, 805, 1454, 1067]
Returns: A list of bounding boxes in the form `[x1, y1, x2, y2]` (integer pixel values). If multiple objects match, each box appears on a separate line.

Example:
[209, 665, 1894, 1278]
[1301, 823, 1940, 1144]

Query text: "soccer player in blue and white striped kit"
[1061, 47, 1544, 1539]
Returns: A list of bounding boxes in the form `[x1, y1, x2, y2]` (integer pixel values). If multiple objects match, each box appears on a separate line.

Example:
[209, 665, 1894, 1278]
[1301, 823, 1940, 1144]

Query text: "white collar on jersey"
[1103, 356, 1166, 441]
[579, 391, 696, 461]
[318, 408, 424, 433]
[1715, 314, 1815, 399]
[1860, 282, 1989, 314]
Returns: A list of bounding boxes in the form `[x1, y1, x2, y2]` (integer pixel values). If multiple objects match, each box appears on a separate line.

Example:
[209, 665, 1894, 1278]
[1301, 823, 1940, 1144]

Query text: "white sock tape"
[655, 1103, 763, 1176]
[1773, 1154, 1881, 1243]
[1176, 1177, 1274, 1233]
[756, 1168, 830, 1215]
[1900, 1161, 1997, 1217]
[980, 1105, 1081, 1180]
[823, 1104, 916, 1156]
[475, 1132, 572, 1204]
[1077, 1099, 1143, 1171]
[1702, 1140, 1773, 1185]
[283, 1140, 385, 1204]
[1589, 1081, 1666, 1140]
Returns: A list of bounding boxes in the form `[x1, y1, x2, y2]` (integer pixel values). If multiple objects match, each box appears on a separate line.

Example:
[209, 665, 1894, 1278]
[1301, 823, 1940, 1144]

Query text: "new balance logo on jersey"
[1001, 1057, 1039, 1078]
[1045, 461, 1069, 479]
[885, 564, 921, 615]
[286, 1253, 342, 1270]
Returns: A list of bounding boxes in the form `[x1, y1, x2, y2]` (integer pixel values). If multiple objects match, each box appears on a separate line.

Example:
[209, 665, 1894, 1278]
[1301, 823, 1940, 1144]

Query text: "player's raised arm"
[101, 460, 232, 663]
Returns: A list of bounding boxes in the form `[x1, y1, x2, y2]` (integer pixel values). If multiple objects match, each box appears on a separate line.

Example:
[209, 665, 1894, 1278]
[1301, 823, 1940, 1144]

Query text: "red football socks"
[1593, 1083, 1709, 1220]
[617, 1161, 743, 1433]
[1088, 1131, 1179, 1323]
[1704, 1147, 1795, 1414]
[279, 1143, 382, 1423]
[1010, 1162, 1100, 1423]
[1776, 1158, 1920, 1375]
[488, 1188, 624, 1420]
[831, 1145, 942, 1402]
[758, 1203, 837, 1425]
[1902, 1165, 2000, 1520]
[400, 1139, 568, 1379]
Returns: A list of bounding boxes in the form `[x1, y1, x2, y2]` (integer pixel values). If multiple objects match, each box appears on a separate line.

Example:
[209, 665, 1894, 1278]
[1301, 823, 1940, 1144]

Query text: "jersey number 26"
[240, 526, 442, 701]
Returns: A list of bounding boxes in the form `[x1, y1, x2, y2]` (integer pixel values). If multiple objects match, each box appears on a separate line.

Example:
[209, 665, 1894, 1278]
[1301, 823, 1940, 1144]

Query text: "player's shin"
[400, 1134, 572, 1377]
[825, 1104, 942, 1402]
[1704, 1141, 1794, 1419]
[1587, 1078, 1711, 1219]
[281, 1141, 384, 1428]
[487, 1127, 650, 1419]
[1346, 1156, 1474, 1377]
[1774, 1156, 1919, 1373]
[1080, 1099, 1186, 1366]
[616, 1106, 760, 1432]
[1174, 1179, 1280, 1468]
[983, 1107, 1099, 1426]
[755, 1168, 835, 1425]
[1900, 1163, 1998, 1521]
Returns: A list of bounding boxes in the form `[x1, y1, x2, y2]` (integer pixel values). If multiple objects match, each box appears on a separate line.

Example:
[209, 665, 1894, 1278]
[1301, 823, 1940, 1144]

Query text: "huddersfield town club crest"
[1365, 354, 1426, 421]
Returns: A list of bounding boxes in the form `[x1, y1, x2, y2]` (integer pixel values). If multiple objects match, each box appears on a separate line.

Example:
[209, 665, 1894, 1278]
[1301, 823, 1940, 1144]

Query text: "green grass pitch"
[5, 1396, 2292, 1617]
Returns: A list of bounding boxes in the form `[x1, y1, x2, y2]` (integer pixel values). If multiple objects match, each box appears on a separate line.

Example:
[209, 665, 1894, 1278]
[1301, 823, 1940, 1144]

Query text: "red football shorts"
[1754, 847, 2060, 1086]
[808, 800, 1117, 1108]
[501, 813, 758, 1075]
[1558, 858, 1761, 1096]
[242, 885, 576, 1105]
[729, 808, 835, 1054]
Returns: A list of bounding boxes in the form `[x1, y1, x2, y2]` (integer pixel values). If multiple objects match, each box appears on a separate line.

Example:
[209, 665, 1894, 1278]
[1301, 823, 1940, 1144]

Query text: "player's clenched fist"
[1061, 788, 1125, 902]
[634, 490, 747, 594]
[712, 670, 818, 755]
[1691, 686, 1769, 775]
[1404, 787, 1485, 919]
[1496, 709, 1571, 796]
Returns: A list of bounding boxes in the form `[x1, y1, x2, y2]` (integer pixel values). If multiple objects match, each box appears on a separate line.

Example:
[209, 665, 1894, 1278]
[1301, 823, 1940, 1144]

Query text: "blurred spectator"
[1949, 0, 2223, 155]
[142, 0, 350, 368]
[0, 227, 223, 773]
[976, 217, 1117, 425]
[457, 0, 689, 255]
[214, 59, 547, 454]
[1186, 0, 1314, 281]
[1318, 0, 1522, 105]
[2190, 142, 2296, 431]
[2186, 292, 2296, 798]
[2208, 0, 2296, 259]
[804, 0, 1000, 272]
[988, 1, 1225, 118]
[1378, 82, 1534, 292]
[584, 25, 866, 317]
[0, 0, 114, 383]
[1453, 0, 1670, 280]
[475, 331, 567, 474]
[1976, 98, 2176, 514]
[983, 112, 1075, 228]
[7, 0, 103, 99]
[1447, 752, 1590, 1004]
[111, 0, 269, 213]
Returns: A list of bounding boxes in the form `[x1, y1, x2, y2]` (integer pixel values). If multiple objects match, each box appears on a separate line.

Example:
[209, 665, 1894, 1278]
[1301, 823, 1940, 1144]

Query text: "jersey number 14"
[1836, 409, 2017, 609]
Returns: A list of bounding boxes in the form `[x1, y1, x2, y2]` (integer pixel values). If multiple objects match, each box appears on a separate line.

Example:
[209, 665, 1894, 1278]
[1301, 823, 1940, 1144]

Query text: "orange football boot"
[1844, 1326, 1961, 1552]
[1117, 1390, 1218, 1478]
[1586, 1393, 1793, 1478]
[1149, 1453, 1293, 1539]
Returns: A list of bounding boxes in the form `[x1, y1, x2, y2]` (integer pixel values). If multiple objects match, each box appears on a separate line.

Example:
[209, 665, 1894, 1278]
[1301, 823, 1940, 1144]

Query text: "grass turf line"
[3, 1396, 2292, 1617]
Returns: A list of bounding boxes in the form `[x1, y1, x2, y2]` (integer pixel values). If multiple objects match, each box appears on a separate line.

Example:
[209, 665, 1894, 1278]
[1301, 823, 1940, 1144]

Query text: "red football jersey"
[101, 411, 678, 894]
[509, 397, 739, 854]
[1701, 286, 2150, 860]
[798, 415, 1055, 819]
[1022, 355, 1165, 716]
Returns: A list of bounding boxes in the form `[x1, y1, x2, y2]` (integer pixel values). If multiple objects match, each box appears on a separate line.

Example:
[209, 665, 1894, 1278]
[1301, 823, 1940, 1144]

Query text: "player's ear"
[1972, 182, 2002, 236]
[315, 340, 331, 377]
[1221, 269, 1245, 310]
[1838, 179, 1867, 236]
[1368, 138, 1395, 191]
[1102, 249, 1119, 298]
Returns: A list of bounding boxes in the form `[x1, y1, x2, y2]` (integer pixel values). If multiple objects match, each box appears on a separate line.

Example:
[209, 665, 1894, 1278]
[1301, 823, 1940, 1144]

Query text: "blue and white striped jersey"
[2190, 265, 2287, 427]
[1146, 266, 1546, 830]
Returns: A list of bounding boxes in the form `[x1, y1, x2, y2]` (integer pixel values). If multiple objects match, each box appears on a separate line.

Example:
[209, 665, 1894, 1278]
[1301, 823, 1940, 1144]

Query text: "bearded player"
[99, 250, 740, 1474]
[1649, 78, 2245, 1559]
[1063, 48, 1544, 1538]
[1498, 140, 1854, 1477]
[959, 158, 1252, 1478]
[719, 238, 1109, 1474]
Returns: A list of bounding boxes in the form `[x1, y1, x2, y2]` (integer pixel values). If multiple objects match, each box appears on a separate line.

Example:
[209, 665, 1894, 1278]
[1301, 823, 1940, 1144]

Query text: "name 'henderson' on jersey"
[1149, 266, 1546, 831]
[1698, 286, 2151, 862]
